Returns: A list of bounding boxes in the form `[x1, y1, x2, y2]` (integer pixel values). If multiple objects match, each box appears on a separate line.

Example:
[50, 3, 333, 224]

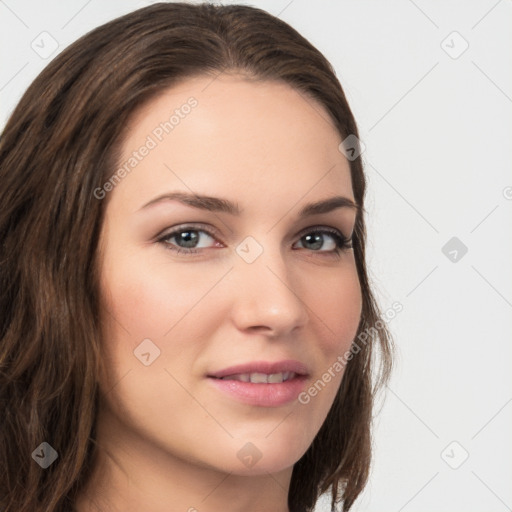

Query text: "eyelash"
[156, 223, 353, 258]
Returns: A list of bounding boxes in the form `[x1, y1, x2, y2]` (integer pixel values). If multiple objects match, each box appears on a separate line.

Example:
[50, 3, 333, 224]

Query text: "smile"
[217, 371, 297, 383]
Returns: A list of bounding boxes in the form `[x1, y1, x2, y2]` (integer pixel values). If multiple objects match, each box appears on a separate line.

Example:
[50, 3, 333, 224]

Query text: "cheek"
[100, 251, 227, 341]
[308, 261, 362, 355]
[97, 250, 234, 395]
[303, 263, 362, 403]
[96, 253, 226, 426]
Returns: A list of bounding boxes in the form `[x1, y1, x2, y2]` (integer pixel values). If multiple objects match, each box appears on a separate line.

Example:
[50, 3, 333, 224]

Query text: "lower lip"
[207, 376, 308, 407]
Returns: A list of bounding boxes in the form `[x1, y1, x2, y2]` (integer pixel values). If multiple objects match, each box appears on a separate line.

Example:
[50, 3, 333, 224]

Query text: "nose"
[228, 244, 309, 338]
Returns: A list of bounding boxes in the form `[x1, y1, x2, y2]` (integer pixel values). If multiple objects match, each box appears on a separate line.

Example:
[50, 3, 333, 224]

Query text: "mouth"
[214, 371, 298, 384]
[207, 360, 309, 407]
[207, 359, 309, 380]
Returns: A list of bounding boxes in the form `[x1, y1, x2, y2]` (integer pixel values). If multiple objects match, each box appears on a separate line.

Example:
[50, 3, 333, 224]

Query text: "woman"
[0, 3, 392, 511]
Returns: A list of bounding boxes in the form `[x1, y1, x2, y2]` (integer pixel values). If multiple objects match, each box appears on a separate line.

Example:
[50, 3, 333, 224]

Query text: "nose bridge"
[229, 234, 309, 333]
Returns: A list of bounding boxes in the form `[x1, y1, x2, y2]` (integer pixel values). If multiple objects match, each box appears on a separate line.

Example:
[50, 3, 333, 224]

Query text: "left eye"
[157, 224, 352, 255]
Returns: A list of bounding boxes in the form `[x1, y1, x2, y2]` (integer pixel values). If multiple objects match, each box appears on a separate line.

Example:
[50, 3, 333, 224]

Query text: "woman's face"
[96, 73, 362, 476]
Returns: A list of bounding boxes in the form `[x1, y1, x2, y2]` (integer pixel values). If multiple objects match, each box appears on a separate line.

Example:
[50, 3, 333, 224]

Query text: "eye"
[157, 223, 219, 255]
[294, 227, 353, 255]
[156, 224, 353, 256]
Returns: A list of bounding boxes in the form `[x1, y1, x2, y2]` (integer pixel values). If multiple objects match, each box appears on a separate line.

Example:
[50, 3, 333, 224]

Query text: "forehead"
[113, 73, 353, 211]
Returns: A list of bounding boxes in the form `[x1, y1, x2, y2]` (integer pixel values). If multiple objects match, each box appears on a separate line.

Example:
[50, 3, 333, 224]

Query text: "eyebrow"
[139, 191, 359, 217]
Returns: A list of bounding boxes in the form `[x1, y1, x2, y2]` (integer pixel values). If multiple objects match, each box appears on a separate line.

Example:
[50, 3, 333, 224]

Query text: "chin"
[204, 432, 312, 476]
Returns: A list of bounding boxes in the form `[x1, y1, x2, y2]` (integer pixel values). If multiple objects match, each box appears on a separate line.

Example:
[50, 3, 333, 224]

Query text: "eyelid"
[155, 222, 219, 241]
[295, 224, 351, 242]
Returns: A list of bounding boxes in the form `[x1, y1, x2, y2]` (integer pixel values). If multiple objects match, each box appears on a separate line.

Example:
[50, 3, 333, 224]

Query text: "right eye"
[157, 224, 222, 255]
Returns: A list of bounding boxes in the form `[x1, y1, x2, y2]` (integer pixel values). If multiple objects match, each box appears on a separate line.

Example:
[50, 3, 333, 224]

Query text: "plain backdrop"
[1, 1, 511, 511]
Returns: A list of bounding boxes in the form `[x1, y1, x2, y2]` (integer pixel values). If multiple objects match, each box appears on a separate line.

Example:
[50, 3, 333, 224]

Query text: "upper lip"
[208, 360, 309, 379]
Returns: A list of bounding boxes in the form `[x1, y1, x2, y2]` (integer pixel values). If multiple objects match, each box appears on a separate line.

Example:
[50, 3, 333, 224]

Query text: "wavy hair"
[0, 3, 392, 511]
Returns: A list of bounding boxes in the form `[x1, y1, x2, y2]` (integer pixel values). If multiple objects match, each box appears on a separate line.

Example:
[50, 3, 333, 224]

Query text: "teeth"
[250, 372, 268, 383]
[267, 372, 283, 383]
[220, 372, 296, 383]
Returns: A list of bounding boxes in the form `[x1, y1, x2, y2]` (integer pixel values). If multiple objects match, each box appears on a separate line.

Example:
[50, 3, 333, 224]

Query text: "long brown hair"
[0, 3, 392, 511]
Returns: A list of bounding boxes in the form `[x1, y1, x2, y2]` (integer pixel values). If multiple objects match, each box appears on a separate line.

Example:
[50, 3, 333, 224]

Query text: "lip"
[207, 360, 310, 407]
[207, 360, 309, 379]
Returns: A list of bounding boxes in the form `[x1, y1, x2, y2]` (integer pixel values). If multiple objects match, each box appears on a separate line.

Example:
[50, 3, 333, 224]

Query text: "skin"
[76, 73, 362, 512]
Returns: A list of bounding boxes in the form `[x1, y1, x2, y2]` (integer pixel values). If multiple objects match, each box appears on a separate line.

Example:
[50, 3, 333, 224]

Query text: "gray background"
[1, 1, 511, 511]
